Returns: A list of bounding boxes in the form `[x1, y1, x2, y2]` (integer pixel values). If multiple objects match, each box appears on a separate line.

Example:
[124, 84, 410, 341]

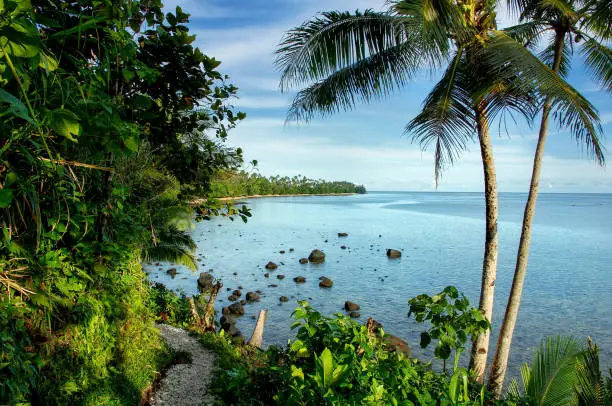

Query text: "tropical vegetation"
[275, 0, 605, 390]
[0, 0, 247, 403]
[208, 170, 366, 197]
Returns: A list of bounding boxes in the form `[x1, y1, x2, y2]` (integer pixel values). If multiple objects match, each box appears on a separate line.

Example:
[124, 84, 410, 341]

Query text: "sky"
[162, 0, 611, 192]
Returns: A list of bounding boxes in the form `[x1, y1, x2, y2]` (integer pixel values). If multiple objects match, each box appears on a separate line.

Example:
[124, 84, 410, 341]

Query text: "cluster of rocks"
[344, 300, 360, 318]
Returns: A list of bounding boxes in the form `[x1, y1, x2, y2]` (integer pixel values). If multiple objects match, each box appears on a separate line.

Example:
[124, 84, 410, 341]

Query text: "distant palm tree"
[276, 0, 602, 382]
[487, 0, 608, 395]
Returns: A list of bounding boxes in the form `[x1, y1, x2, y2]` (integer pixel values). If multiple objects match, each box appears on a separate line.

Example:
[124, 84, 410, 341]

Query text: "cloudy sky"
[163, 0, 611, 192]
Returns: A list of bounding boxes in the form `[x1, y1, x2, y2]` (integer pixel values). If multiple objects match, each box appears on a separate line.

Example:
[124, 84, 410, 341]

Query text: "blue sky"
[163, 0, 611, 192]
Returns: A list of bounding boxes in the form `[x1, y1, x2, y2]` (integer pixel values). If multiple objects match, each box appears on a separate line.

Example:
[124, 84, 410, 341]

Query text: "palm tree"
[487, 0, 609, 395]
[276, 0, 602, 382]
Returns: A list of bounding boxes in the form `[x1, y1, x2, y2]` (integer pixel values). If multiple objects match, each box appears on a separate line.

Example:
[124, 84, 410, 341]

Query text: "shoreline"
[192, 192, 358, 204]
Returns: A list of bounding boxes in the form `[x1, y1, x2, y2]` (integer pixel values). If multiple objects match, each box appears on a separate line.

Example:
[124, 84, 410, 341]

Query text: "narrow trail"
[150, 324, 217, 406]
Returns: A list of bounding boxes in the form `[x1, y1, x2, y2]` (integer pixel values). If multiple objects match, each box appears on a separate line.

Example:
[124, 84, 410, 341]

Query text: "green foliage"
[408, 286, 490, 365]
[148, 283, 192, 327]
[0, 0, 247, 403]
[208, 170, 366, 198]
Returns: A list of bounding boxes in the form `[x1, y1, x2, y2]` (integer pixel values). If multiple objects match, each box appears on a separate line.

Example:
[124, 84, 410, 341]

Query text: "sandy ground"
[150, 324, 217, 406]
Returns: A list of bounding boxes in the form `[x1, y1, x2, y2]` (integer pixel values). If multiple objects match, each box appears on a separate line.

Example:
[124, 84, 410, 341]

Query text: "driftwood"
[247, 309, 268, 348]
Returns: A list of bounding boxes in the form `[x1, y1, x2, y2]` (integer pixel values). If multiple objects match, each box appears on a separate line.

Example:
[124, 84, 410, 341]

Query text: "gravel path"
[150, 324, 217, 406]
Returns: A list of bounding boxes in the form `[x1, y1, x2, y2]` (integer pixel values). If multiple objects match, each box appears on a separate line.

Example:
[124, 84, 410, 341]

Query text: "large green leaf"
[0, 88, 33, 122]
[0, 19, 41, 58]
[0, 188, 13, 208]
[45, 108, 81, 141]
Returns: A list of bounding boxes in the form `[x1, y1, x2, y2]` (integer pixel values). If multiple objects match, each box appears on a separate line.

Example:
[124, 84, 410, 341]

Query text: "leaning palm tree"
[276, 0, 603, 383]
[487, 0, 609, 395]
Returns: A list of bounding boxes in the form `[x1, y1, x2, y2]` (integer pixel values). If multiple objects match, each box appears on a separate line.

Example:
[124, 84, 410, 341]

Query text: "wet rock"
[268, 284, 278, 288]
[386, 249, 402, 259]
[340, 245, 347, 250]
[338, 232, 348, 237]
[166, 268, 178, 278]
[227, 302, 244, 316]
[233, 272, 238, 275]
[232, 289, 242, 297]
[220, 315, 235, 330]
[294, 276, 306, 284]
[344, 301, 360, 311]
[279, 296, 289, 302]
[308, 249, 325, 264]
[277, 274, 285, 280]
[238, 286, 243, 290]
[197, 272, 214, 291]
[299, 258, 308, 264]
[155, 262, 161, 266]
[264, 273, 270, 278]
[289, 248, 295, 252]
[256, 289, 263, 294]
[265, 261, 278, 270]
[319, 277, 333, 288]
[382, 334, 412, 358]
[246, 292, 260, 301]
[228, 294, 238, 301]
[240, 300, 246, 305]
[349, 311, 360, 318]
[279, 250, 286, 254]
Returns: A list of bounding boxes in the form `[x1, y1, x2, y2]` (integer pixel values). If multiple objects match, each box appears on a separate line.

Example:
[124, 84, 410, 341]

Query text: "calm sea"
[145, 192, 612, 377]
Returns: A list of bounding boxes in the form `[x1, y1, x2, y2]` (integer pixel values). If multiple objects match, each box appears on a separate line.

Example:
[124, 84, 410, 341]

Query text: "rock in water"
[197, 272, 214, 291]
[246, 292, 260, 302]
[294, 276, 306, 283]
[386, 249, 402, 259]
[227, 302, 244, 316]
[349, 311, 360, 318]
[166, 268, 178, 278]
[338, 232, 348, 237]
[308, 249, 325, 264]
[277, 274, 285, 280]
[265, 261, 278, 270]
[299, 258, 308, 264]
[232, 289, 242, 297]
[319, 277, 333, 288]
[344, 301, 360, 311]
[279, 296, 289, 302]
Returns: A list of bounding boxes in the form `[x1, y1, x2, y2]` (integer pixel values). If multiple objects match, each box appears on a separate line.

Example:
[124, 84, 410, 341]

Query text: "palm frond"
[579, 0, 612, 40]
[391, 0, 463, 55]
[276, 10, 421, 90]
[532, 0, 578, 19]
[574, 337, 606, 406]
[526, 336, 585, 406]
[504, 21, 549, 48]
[142, 225, 197, 270]
[406, 49, 475, 186]
[285, 41, 427, 122]
[482, 32, 605, 165]
[579, 33, 612, 93]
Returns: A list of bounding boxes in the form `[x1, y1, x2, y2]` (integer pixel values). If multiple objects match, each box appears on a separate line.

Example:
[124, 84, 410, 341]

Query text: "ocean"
[145, 191, 612, 377]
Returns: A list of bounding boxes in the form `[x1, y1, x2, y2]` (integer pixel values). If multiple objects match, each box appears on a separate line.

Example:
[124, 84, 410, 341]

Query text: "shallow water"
[145, 192, 612, 377]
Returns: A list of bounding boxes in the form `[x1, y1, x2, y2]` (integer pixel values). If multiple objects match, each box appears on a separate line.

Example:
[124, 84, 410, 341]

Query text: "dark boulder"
[265, 261, 278, 270]
[277, 274, 285, 280]
[279, 296, 289, 302]
[246, 292, 260, 302]
[264, 273, 270, 278]
[344, 301, 360, 311]
[349, 311, 360, 318]
[299, 258, 308, 264]
[232, 289, 242, 297]
[197, 272, 214, 291]
[340, 245, 347, 250]
[228, 294, 238, 302]
[319, 277, 333, 288]
[279, 250, 286, 254]
[308, 249, 325, 264]
[294, 276, 306, 284]
[227, 302, 244, 316]
[338, 232, 349, 237]
[166, 268, 178, 278]
[386, 249, 402, 259]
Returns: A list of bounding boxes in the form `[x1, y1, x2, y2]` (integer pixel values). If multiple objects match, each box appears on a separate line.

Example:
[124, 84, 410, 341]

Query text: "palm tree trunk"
[469, 105, 499, 382]
[487, 32, 565, 398]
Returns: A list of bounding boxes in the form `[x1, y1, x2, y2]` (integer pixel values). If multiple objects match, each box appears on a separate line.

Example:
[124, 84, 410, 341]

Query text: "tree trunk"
[469, 106, 499, 382]
[487, 31, 565, 397]
[203, 281, 222, 331]
[247, 309, 268, 348]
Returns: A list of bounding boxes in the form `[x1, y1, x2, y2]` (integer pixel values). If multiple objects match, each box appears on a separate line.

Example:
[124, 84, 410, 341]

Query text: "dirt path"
[150, 324, 217, 406]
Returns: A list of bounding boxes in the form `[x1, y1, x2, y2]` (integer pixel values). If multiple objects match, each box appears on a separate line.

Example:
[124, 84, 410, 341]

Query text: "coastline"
[191, 192, 358, 205]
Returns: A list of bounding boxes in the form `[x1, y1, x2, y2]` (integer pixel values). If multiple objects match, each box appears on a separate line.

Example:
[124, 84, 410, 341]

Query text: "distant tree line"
[207, 171, 366, 197]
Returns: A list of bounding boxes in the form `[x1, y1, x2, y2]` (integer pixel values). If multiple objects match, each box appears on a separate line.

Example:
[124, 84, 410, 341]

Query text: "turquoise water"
[145, 192, 612, 376]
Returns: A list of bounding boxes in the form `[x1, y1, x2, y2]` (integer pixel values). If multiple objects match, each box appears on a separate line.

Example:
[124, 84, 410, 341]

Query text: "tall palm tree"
[487, 0, 609, 395]
[276, 0, 603, 383]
